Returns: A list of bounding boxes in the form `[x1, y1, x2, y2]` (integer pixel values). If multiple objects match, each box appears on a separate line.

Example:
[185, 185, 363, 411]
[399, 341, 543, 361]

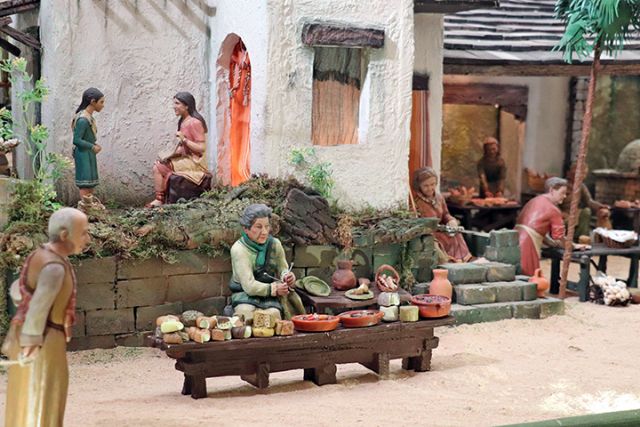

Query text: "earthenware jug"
[429, 269, 452, 299]
[529, 268, 549, 297]
[332, 259, 357, 291]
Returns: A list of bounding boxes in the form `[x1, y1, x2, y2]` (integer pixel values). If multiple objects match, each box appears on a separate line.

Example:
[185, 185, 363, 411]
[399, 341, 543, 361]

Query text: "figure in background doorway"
[413, 167, 473, 263]
[561, 162, 610, 239]
[230, 40, 251, 186]
[3, 208, 90, 427]
[477, 137, 506, 198]
[72, 87, 105, 211]
[516, 177, 568, 276]
[147, 92, 209, 208]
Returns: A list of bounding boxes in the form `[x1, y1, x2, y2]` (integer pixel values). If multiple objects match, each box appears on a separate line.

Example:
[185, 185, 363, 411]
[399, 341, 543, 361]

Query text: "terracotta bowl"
[411, 294, 451, 318]
[339, 310, 384, 328]
[291, 314, 340, 332]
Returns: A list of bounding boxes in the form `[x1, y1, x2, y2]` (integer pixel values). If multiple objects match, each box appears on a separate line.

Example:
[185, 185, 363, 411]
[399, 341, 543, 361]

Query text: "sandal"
[145, 191, 165, 208]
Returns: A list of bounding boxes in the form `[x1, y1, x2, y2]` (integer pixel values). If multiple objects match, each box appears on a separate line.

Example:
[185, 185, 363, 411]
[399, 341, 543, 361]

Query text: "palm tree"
[554, 0, 640, 298]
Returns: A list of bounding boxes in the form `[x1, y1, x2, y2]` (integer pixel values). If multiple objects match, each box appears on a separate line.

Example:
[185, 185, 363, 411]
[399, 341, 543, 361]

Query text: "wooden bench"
[148, 317, 454, 399]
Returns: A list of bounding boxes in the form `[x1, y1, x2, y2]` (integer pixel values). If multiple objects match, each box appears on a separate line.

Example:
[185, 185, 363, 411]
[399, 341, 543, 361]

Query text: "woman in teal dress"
[72, 87, 105, 210]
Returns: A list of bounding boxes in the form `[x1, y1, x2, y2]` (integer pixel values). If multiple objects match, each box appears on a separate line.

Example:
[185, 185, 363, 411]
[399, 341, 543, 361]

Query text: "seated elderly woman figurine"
[413, 167, 472, 263]
[230, 204, 306, 322]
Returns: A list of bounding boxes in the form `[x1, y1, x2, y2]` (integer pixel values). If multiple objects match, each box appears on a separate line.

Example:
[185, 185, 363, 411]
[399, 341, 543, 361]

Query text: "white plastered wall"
[444, 75, 570, 177]
[39, 0, 213, 205]
[264, 0, 415, 209]
[208, 0, 268, 184]
[413, 14, 444, 179]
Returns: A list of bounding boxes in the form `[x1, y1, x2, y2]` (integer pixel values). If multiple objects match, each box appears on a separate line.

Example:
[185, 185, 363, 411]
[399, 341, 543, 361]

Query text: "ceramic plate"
[344, 289, 374, 300]
[302, 276, 331, 297]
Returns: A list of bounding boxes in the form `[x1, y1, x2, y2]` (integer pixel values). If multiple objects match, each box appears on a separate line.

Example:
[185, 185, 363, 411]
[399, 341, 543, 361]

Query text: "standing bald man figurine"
[2, 207, 90, 427]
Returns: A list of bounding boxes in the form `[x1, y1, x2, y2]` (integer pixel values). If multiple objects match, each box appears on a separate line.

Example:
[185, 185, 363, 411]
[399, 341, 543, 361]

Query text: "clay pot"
[332, 259, 357, 291]
[410, 294, 451, 318]
[529, 268, 549, 298]
[429, 269, 453, 299]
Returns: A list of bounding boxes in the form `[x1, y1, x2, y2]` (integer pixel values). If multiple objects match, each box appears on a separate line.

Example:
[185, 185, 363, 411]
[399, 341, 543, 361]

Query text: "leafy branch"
[288, 147, 335, 200]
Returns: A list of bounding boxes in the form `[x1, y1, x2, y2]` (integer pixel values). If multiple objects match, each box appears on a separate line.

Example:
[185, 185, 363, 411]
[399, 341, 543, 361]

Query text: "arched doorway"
[215, 34, 251, 186]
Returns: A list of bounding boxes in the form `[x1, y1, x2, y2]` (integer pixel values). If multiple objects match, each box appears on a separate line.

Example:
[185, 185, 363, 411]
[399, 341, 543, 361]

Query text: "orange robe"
[415, 192, 472, 262]
[516, 195, 565, 276]
[229, 41, 251, 186]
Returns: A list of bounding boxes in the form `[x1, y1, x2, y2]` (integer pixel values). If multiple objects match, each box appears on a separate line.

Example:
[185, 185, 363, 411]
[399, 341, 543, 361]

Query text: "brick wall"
[69, 235, 435, 351]
[69, 252, 232, 350]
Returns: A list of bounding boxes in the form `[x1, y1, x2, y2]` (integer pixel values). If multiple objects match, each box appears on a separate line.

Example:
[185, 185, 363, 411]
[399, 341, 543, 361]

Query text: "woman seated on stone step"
[412, 167, 472, 263]
[230, 204, 306, 322]
[146, 91, 210, 208]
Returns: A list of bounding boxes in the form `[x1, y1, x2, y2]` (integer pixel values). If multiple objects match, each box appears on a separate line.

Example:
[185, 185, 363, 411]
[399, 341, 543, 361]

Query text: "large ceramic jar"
[429, 269, 452, 299]
[332, 259, 357, 291]
[529, 268, 549, 297]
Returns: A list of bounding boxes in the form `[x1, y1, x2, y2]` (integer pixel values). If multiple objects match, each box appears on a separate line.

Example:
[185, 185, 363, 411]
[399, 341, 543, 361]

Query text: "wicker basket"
[594, 230, 638, 248]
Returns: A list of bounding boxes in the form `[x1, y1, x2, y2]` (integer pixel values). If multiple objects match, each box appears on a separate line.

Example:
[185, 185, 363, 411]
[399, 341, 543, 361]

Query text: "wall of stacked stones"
[68, 235, 436, 351]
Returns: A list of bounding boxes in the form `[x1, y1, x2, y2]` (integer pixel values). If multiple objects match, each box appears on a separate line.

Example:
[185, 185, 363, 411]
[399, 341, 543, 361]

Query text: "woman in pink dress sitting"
[146, 92, 209, 207]
[413, 167, 472, 263]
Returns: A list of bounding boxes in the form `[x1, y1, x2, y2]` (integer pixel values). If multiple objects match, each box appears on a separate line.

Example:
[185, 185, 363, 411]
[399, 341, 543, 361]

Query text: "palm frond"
[555, 0, 640, 62]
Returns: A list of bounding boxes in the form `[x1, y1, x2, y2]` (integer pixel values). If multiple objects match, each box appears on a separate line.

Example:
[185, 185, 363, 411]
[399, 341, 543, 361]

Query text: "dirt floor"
[1, 258, 640, 426]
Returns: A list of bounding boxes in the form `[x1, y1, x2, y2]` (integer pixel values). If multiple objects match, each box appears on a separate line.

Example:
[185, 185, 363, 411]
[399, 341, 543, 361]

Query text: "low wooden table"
[296, 286, 413, 314]
[148, 317, 454, 399]
[447, 202, 521, 232]
[542, 243, 640, 302]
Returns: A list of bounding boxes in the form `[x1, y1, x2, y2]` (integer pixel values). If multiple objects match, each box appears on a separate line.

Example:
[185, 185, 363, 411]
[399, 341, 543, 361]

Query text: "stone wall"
[69, 235, 436, 351]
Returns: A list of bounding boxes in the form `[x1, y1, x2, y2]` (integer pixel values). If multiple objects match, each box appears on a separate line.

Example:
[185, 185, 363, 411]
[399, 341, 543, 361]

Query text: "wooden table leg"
[402, 349, 433, 372]
[597, 255, 608, 273]
[303, 364, 337, 386]
[187, 375, 207, 399]
[627, 254, 639, 288]
[550, 258, 560, 294]
[241, 362, 270, 389]
[360, 353, 390, 378]
[578, 255, 590, 302]
[181, 374, 192, 396]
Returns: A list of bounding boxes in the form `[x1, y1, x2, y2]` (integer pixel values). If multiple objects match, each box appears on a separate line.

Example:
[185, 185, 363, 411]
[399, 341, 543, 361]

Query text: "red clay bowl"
[410, 294, 452, 318]
[291, 314, 340, 332]
[339, 310, 384, 328]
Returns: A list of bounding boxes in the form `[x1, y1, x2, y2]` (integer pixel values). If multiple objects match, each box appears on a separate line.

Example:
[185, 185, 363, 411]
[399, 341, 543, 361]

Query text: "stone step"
[437, 262, 515, 284]
[450, 298, 565, 325]
[454, 281, 537, 305]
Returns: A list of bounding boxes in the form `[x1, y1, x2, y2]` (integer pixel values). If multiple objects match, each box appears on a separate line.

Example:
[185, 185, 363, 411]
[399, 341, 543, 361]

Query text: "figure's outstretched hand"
[21, 345, 40, 359]
[275, 282, 290, 296]
[92, 144, 102, 154]
[282, 272, 296, 289]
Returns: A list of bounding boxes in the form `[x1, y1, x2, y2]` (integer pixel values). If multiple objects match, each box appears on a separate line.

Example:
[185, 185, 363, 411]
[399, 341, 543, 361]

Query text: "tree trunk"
[559, 46, 601, 298]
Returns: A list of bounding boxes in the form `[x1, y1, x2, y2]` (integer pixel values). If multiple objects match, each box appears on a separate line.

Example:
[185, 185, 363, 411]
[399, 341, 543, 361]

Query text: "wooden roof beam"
[0, 0, 39, 18]
[0, 24, 40, 50]
[415, 0, 499, 14]
[444, 62, 640, 76]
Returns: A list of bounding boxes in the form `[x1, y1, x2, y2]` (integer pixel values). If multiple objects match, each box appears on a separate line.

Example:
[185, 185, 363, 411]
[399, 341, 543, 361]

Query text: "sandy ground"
[1, 258, 640, 427]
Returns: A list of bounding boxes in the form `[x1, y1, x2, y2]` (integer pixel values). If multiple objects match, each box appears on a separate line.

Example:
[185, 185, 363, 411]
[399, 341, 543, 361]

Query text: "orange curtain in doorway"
[409, 89, 431, 181]
[230, 41, 251, 186]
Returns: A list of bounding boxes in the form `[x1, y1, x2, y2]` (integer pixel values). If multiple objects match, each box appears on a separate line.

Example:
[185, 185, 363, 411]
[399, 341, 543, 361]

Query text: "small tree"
[554, 0, 640, 297]
[0, 57, 70, 225]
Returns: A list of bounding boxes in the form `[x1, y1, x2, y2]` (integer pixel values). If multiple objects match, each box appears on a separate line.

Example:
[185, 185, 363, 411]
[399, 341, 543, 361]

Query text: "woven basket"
[594, 232, 638, 249]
